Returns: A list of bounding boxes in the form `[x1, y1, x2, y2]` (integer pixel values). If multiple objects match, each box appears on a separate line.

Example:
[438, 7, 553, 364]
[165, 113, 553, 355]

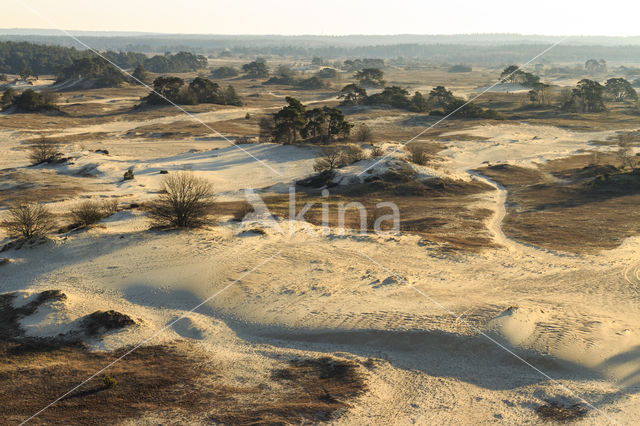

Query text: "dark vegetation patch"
[0, 341, 212, 424]
[536, 402, 588, 422]
[210, 357, 366, 425]
[81, 310, 136, 336]
[476, 154, 640, 252]
[0, 291, 366, 424]
[0, 290, 66, 340]
[220, 167, 496, 253]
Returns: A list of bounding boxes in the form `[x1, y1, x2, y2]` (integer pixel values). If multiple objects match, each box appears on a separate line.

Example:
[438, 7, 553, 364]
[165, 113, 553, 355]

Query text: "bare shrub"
[148, 172, 214, 228]
[354, 124, 373, 142]
[406, 144, 431, 165]
[1, 203, 55, 238]
[27, 137, 62, 165]
[70, 200, 117, 227]
[101, 199, 119, 216]
[344, 144, 365, 164]
[313, 147, 345, 173]
[370, 145, 384, 158]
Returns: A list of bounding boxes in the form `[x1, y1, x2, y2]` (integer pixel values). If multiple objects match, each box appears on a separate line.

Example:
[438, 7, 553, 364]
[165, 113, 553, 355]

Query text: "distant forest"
[3, 33, 640, 73]
[0, 41, 207, 75]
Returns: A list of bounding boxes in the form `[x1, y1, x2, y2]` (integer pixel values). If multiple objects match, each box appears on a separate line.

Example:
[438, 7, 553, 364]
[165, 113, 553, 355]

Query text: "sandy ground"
[1, 111, 640, 424]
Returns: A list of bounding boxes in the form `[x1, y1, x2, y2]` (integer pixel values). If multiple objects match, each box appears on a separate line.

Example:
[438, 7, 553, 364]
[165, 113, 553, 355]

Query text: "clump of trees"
[339, 84, 428, 112]
[264, 65, 328, 90]
[2, 89, 58, 113]
[1, 88, 16, 108]
[427, 86, 503, 119]
[343, 58, 384, 72]
[585, 59, 607, 74]
[211, 66, 239, 79]
[148, 172, 214, 228]
[241, 59, 269, 78]
[448, 64, 472, 73]
[266, 97, 353, 144]
[604, 78, 638, 102]
[500, 65, 540, 87]
[141, 76, 241, 106]
[339, 83, 501, 119]
[528, 82, 551, 105]
[0, 41, 85, 75]
[1, 203, 55, 239]
[562, 79, 606, 112]
[56, 57, 126, 87]
[0, 42, 207, 76]
[131, 65, 150, 85]
[354, 68, 385, 88]
[316, 68, 337, 79]
[141, 51, 207, 73]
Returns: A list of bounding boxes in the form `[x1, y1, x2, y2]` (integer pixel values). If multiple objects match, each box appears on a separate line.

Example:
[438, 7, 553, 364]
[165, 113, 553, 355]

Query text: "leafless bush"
[313, 147, 346, 173]
[70, 201, 103, 226]
[370, 145, 384, 158]
[406, 144, 431, 166]
[354, 124, 373, 142]
[101, 199, 119, 216]
[27, 137, 62, 165]
[1, 203, 55, 238]
[344, 144, 365, 164]
[70, 199, 118, 227]
[148, 172, 214, 228]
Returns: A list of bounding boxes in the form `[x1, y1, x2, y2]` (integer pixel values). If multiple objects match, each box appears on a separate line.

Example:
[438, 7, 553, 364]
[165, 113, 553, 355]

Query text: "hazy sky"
[5, 0, 640, 36]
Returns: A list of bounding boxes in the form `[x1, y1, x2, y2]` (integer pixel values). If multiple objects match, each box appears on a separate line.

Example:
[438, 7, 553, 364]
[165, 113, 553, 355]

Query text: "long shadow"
[61, 386, 107, 401]
[222, 320, 602, 392]
[122, 284, 217, 318]
[0, 230, 170, 294]
[592, 345, 640, 407]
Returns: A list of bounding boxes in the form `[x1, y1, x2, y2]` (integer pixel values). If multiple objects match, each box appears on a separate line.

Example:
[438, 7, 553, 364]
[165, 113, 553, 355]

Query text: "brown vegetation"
[477, 155, 640, 252]
[148, 172, 215, 228]
[1, 203, 55, 238]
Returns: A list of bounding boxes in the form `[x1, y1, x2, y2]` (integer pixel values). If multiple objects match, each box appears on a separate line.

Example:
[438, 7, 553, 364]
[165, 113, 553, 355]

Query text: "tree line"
[338, 68, 502, 119]
[0, 41, 207, 76]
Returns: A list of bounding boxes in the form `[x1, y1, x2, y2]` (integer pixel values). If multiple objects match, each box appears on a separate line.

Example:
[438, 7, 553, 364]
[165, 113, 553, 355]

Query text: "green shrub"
[103, 374, 117, 389]
[123, 168, 134, 180]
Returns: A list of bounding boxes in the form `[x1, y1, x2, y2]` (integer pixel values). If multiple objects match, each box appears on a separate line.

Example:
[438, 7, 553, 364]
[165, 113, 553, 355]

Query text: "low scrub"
[69, 199, 119, 227]
[1, 203, 55, 239]
[406, 144, 432, 165]
[148, 172, 215, 228]
[27, 138, 63, 165]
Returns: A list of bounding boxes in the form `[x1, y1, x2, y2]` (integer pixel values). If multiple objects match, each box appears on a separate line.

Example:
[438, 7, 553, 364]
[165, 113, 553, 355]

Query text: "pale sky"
[4, 0, 640, 36]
